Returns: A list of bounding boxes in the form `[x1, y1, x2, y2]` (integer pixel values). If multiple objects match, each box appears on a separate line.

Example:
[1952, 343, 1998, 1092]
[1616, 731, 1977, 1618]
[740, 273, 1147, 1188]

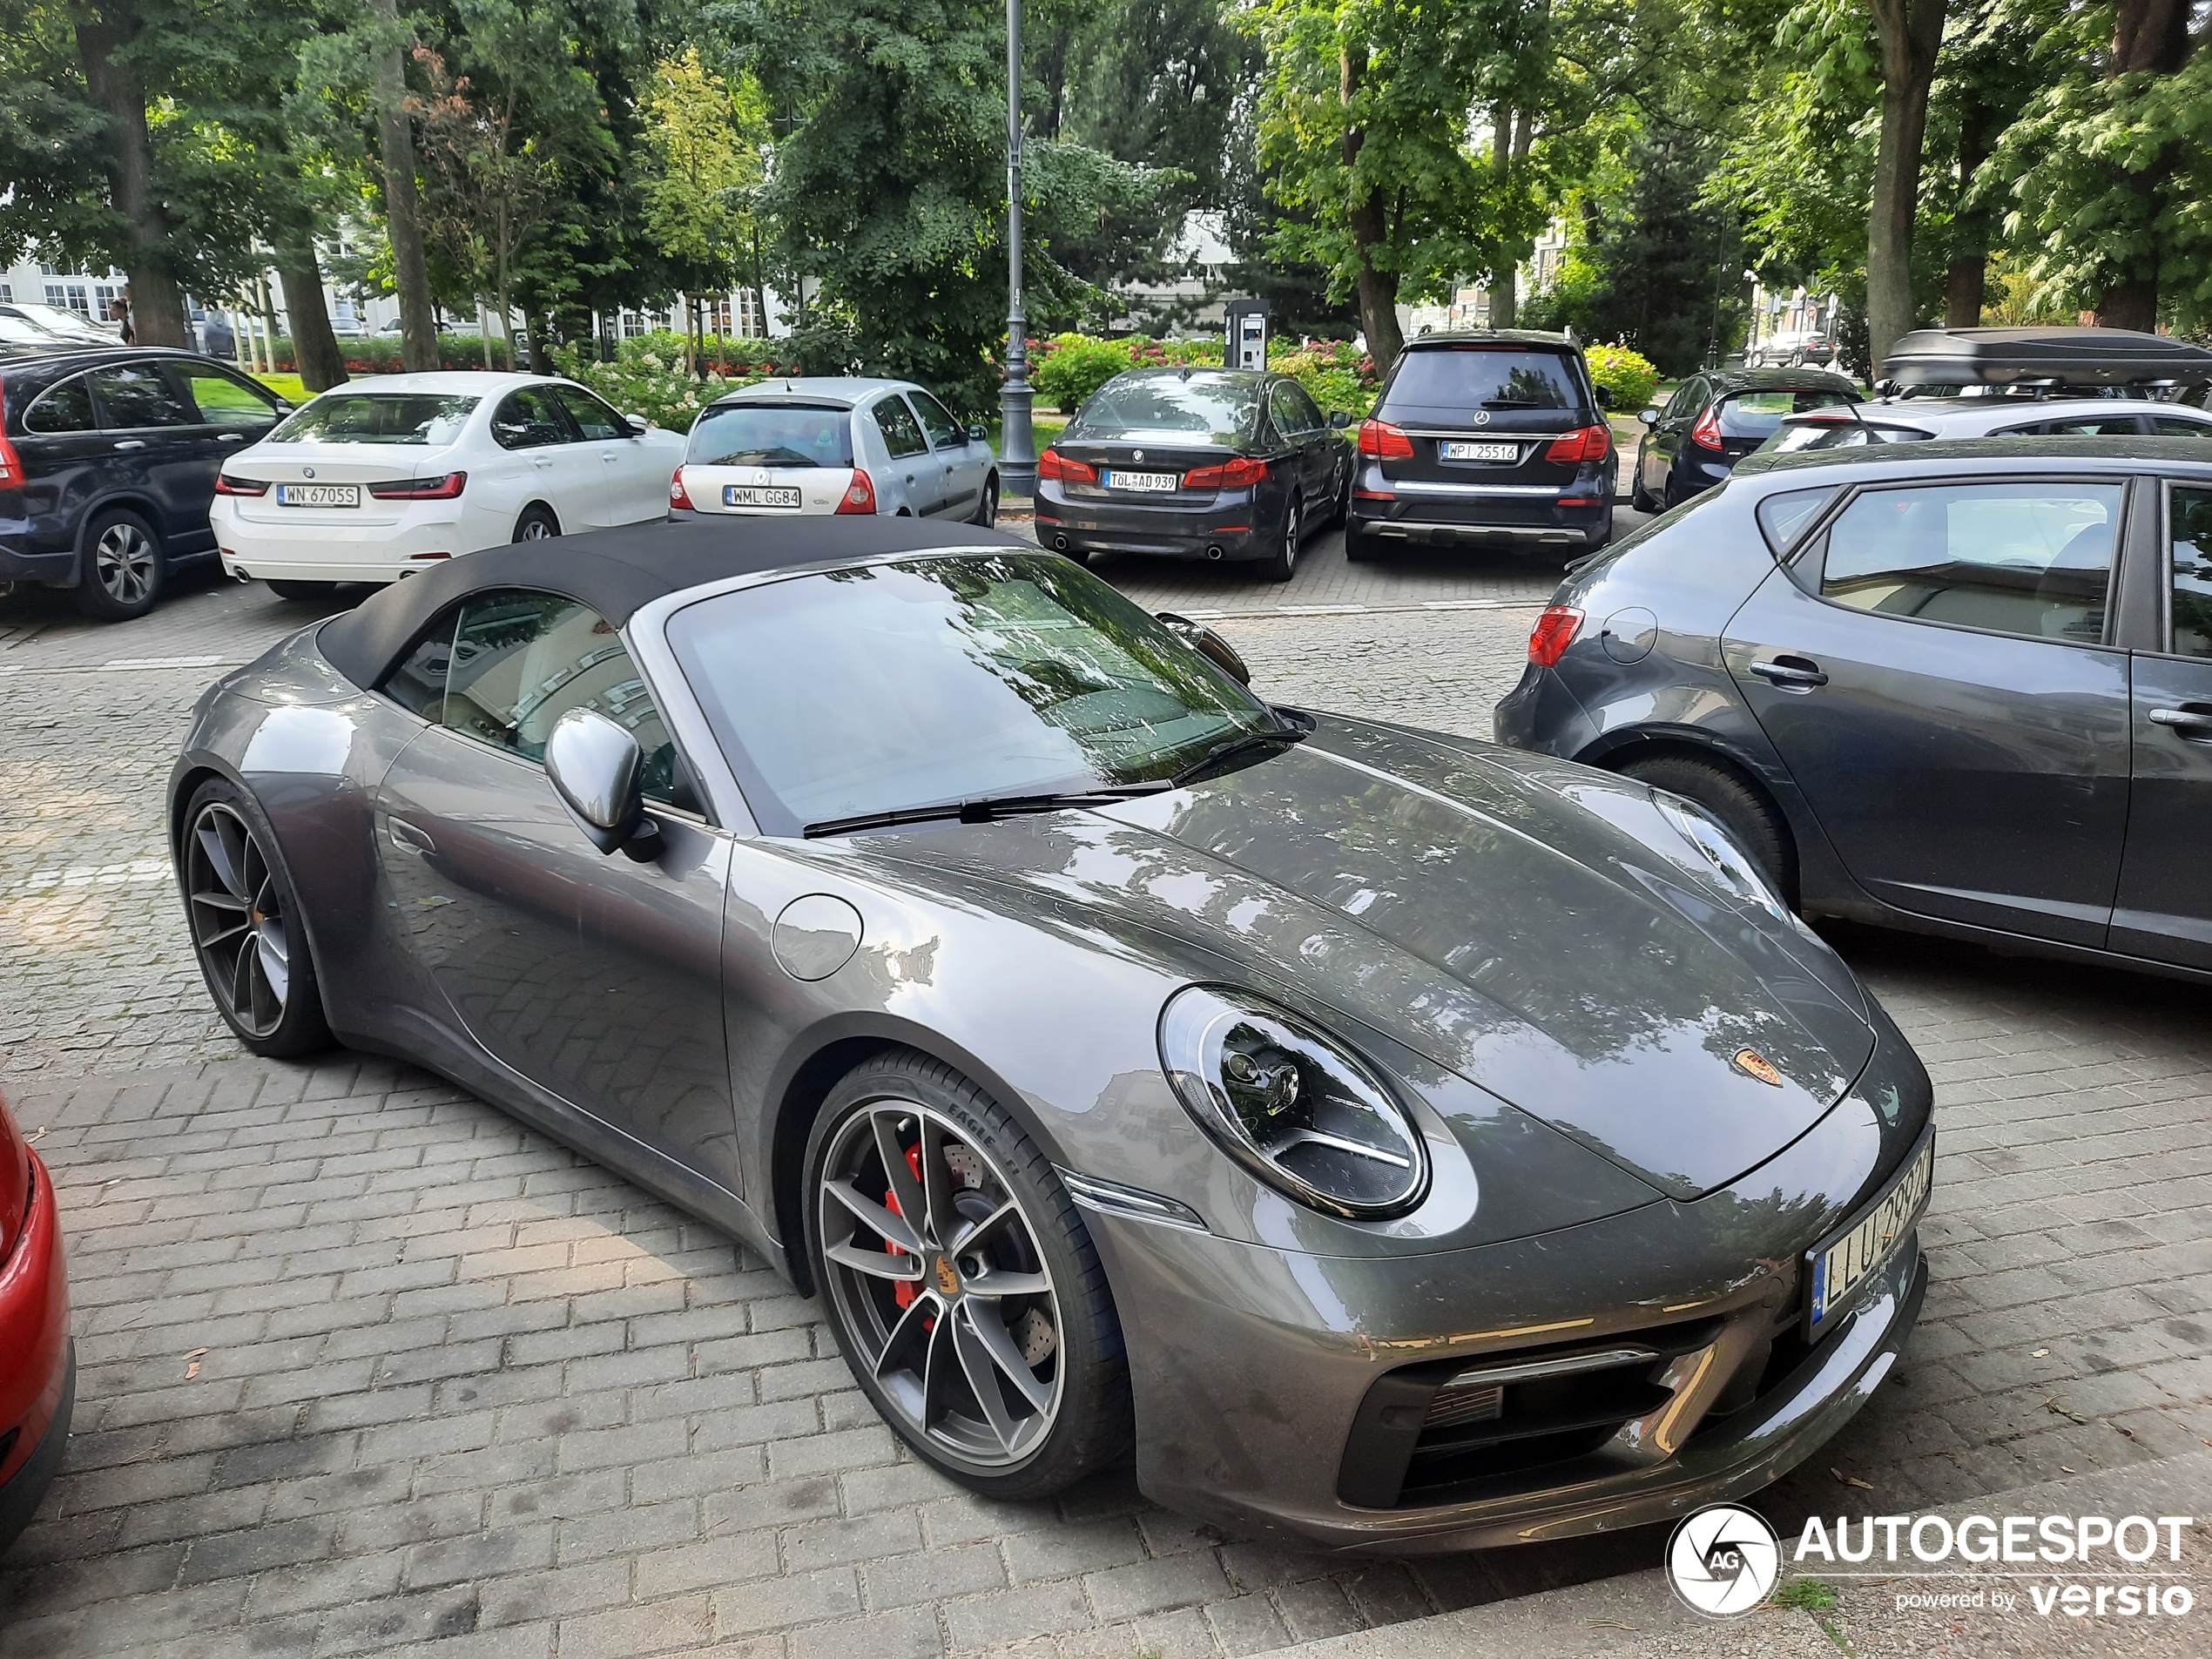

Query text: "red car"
[0, 1089, 71, 1552]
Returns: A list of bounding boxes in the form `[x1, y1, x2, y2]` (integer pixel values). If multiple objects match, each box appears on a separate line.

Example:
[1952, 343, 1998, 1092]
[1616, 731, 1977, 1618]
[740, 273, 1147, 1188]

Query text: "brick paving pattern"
[3, 527, 2209, 1656]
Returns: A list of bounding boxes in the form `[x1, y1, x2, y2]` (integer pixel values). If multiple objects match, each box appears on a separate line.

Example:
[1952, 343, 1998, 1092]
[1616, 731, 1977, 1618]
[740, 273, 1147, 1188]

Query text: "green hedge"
[251, 334, 516, 374]
[1581, 342, 1661, 415]
[1028, 333, 1375, 421]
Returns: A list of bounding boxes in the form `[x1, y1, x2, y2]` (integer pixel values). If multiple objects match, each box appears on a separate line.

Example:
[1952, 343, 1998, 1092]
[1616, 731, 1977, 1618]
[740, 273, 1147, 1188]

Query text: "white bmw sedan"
[211, 372, 686, 597]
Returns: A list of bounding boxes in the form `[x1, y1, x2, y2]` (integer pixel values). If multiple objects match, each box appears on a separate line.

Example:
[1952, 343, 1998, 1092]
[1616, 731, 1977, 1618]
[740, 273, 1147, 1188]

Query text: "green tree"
[640, 45, 770, 367]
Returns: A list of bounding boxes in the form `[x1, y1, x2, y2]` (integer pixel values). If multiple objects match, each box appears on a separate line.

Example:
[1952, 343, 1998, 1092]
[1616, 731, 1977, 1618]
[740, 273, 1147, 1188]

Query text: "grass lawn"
[254, 373, 310, 403]
[984, 413, 1068, 456]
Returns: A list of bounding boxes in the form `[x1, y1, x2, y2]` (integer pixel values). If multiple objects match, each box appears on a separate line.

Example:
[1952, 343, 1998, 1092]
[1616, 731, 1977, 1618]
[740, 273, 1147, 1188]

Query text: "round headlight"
[1158, 986, 1429, 1220]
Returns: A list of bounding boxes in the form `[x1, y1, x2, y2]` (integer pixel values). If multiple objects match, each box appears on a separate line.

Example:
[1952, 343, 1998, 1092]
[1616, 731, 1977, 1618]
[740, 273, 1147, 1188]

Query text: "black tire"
[179, 777, 334, 1057]
[972, 474, 1000, 528]
[1344, 523, 1378, 563]
[804, 1049, 1131, 1500]
[1586, 502, 1616, 552]
[512, 503, 560, 543]
[1629, 451, 1659, 515]
[1258, 498, 1301, 582]
[77, 508, 165, 621]
[1615, 752, 1798, 907]
[1326, 458, 1350, 528]
[267, 580, 341, 602]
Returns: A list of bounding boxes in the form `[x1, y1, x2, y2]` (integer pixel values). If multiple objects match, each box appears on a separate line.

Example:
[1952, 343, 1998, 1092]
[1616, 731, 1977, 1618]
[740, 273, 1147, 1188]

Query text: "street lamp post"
[999, 0, 1037, 498]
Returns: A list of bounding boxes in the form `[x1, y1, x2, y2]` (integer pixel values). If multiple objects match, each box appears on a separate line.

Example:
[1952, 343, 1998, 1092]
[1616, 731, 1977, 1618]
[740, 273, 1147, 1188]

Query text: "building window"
[736, 288, 761, 338]
[47, 283, 91, 316]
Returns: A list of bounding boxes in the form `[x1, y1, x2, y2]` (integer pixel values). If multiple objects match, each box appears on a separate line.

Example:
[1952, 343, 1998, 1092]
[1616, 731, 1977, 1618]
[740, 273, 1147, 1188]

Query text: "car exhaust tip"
[1205, 545, 1224, 561]
[233, 568, 252, 583]
[1053, 534, 1069, 550]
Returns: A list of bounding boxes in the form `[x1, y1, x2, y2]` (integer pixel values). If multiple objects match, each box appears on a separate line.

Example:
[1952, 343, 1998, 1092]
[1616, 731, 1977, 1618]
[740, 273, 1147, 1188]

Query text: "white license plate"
[1103, 469, 1178, 492]
[275, 483, 360, 508]
[724, 485, 802, 509]
[1440, 441, 1521, 462]
[1805, 1132, 1934, 1337]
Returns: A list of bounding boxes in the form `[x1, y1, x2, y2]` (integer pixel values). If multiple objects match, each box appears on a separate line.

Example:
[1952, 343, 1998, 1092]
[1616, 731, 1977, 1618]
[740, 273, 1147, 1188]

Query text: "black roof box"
[1882, 326, 2212, 388]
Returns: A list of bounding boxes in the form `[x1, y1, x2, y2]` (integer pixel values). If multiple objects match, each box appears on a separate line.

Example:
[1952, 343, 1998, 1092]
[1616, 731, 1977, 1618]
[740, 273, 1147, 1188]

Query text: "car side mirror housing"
[624, 413, 651, 435]
[1328, 409, 1353, 428]
[545, 708, 659, 859]
[1593, 384, 1614, 410]
[1637, 408, 1660, 426]
[968, 422, 987, 441]
[1155, 611, 1251, 686]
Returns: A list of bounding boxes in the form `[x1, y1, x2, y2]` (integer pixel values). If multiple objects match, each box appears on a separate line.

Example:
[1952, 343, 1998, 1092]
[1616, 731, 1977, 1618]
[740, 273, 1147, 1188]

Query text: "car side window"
[437, 590, 695, 808]
[1270, 381, 1323, 435]
[1663, 380, 1703, 421]
[554, 384, 627, 441]
[1817, 480, 2127, 645]
[23, 374, 98, 435]
[2167, 488, 2212, 657]
[2008, 415, 2143, 437]
[90, 363, 195, 428]
[2154, 416, 2212, 437]
[490, 387, 575, 450]
[179, 363, 284, 429]
[907, 390, 963, 450]
[383, 609, 463, 718]
[873, 396, 929, 460]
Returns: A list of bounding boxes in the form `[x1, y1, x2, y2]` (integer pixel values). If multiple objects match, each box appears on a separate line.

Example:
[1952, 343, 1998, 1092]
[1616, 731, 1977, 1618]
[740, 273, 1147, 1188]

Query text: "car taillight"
[669, 471, 695, 510]
[1037, 448, 1097, 484]
[1358, 419, 1414, 459]
[1690, 404, 1724, 449]
[1527, 605, 1584, 667]
[213, 473, 268, 496]
[1184, 455, 1267, 489]
[834, 468, 877, 515]
[368, 472, 466, 500]
[1545, 424, 1612, 464]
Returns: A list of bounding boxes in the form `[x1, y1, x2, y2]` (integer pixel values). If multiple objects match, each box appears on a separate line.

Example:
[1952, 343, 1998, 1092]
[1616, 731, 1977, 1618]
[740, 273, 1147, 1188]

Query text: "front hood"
[864, 717, 1873, 1201]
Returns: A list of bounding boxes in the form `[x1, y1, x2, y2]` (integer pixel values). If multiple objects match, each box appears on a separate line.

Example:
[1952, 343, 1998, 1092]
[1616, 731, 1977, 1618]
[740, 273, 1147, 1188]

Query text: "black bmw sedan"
[1035, 368, 1353, 581]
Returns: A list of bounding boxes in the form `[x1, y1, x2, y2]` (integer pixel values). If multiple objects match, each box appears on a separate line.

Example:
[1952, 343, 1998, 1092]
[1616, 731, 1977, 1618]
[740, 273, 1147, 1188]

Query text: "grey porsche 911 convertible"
[170, 516, 1933, 1552]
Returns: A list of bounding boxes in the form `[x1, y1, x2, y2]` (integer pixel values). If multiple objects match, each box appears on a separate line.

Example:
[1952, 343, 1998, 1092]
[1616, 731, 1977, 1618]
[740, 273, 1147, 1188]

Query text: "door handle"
[113, 440, 147, 451]
[219, 431, 246, 442]
[1750, 657, 1829, 690]
[531, 455, 554, 468]
[388, 818, 436, 856]
[2149, 705, 2212, 738]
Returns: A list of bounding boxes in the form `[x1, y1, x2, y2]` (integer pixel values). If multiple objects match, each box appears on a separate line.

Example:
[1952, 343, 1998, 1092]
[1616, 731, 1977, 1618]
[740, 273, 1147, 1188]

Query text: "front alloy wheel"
[180, 782, 332, 1056]
[817, 1100, 1064, 1470]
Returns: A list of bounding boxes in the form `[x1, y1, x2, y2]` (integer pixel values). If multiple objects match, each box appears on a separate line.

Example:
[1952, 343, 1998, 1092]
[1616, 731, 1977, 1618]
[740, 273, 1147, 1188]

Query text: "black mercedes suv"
[0, 344, 292, 620]
[1345, 330, 1618, 561]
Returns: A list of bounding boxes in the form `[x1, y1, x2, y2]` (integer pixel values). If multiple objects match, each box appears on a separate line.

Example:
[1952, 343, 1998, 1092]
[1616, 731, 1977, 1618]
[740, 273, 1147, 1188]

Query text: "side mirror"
[968, 422, 987, 441]
[1327, 409, 1352, 428]
[545, 708, 659, 859]
[1156, 610, 1251, 686]
[624, 413, 651, 435]
[1593, 384, 1614, 410]
[1637, 408, 1660, 427]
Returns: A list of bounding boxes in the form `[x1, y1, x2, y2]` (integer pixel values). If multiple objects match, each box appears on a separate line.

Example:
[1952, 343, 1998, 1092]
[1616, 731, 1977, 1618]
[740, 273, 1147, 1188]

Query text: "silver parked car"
[169, 516, 1932, 1550]
[670, 376, 998, 525]
[1758, 393, 2212, 453]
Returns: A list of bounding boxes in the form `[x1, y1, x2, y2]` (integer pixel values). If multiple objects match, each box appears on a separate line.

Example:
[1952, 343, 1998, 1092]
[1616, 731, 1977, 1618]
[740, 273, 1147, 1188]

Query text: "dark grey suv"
[1346, 331, 1618, 560]
[1497, 436, 2212, 980]
[0, 344, 291, 619]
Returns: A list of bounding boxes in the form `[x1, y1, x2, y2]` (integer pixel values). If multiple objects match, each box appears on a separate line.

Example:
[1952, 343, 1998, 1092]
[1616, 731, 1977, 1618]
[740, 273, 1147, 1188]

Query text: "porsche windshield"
[668, 553, 1278, 835]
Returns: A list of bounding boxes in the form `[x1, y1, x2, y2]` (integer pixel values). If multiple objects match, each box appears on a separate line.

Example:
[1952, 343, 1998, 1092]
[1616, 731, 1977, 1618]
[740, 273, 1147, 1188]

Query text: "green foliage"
[1772, 1576, 1841, 1612]
[1034, 334, 1135, 413]
[640, 46, 769, 302]
[1028, 331, 1374, 418]
[1581, 341, 1658, 410]
[549, 331, 790, 429]
[246, 333, 516, 373]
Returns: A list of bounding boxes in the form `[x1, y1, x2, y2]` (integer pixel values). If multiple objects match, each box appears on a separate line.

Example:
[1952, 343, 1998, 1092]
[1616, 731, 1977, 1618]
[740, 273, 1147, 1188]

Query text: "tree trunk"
[1865, 0, 1945, 367]
[1941, 103, 1991, 327]
[258, 273, 282, 369]
[2092, 0, 2192, 327]
[277, 246, 349, 392]
[74, 3, 189, 346]
[1340, 45, 1403, 368]
[371, 0, 437, 374]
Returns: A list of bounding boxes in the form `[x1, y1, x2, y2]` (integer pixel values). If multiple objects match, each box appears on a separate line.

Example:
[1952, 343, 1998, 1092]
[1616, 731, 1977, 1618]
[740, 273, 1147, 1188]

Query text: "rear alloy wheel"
[806, 1053, 1130, 1498]
[78, 509, 165, 621]
[180, 779, 333, 1056]
[512, 504, 560, 542]
[1260, 499, 1301, 582]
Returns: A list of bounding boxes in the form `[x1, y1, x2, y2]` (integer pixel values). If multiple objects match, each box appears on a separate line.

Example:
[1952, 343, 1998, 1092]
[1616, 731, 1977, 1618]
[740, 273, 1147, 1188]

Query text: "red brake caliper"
[887, 1143, 932, 1325]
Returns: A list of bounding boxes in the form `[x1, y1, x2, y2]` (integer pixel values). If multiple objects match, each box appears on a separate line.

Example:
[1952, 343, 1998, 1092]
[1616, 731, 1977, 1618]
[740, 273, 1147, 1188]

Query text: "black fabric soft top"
[316, 514, 1027, 691]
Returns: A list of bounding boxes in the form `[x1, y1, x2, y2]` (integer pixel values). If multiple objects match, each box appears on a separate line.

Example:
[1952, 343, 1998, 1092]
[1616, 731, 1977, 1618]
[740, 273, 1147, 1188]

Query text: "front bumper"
[1082, 1101, 1930, 1553]
[0, 1150, 72, 1553]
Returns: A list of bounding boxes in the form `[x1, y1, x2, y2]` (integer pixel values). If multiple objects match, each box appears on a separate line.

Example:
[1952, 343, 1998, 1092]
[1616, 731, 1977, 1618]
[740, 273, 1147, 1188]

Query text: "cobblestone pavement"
[3, 531, 2209, 1658]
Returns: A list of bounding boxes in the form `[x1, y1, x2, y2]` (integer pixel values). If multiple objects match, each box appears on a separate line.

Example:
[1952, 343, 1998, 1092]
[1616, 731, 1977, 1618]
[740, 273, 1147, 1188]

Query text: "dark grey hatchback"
[1498, 436, 2212, 979]
[0, 345, 291, 618]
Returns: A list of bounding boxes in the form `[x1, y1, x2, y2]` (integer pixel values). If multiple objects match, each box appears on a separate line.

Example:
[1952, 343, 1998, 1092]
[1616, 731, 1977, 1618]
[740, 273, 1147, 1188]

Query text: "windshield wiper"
[1170, 722, 1310, 787]
[1480, 399, 1550, 409]
[803, 782, 1172, 839]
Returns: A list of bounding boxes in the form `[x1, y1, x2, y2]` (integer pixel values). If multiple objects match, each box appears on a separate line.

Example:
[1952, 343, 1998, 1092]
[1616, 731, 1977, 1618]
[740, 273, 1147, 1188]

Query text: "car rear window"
[689, 403, 853, 469]
[271, 393, 479, 446]
[1068, 376, 1259, 445]
[1762, 418, 1927, 455]
[1719, 389, 1857, 436]
[1383, 347, 1582, 415]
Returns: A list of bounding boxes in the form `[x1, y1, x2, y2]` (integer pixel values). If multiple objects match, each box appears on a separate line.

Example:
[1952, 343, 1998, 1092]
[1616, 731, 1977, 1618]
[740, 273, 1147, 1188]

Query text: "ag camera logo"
[1668, 1503, 1783, 1617]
